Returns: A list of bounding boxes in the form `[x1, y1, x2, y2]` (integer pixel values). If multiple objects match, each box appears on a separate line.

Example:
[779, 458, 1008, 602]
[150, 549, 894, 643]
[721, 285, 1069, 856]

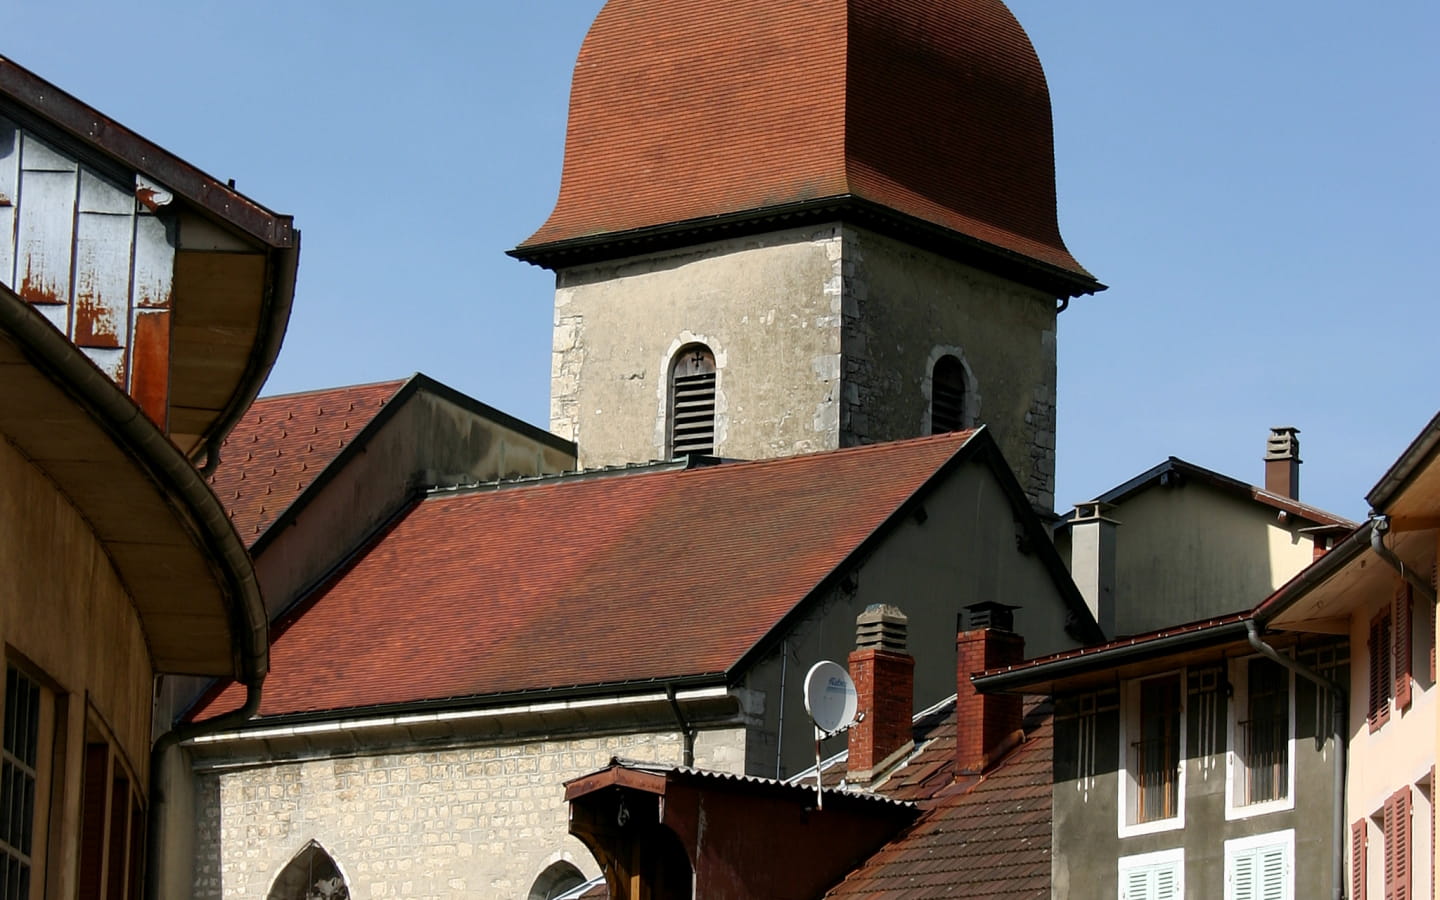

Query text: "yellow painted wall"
[0, 434, 155, 897]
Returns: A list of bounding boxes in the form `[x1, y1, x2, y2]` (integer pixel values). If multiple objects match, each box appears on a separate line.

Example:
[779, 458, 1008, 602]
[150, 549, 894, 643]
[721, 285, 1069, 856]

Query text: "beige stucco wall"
[0, 434, 155, 898]
[1062, 482, 1320, 635]
[550, 225, 1061, 507]
[193, 725, 746, 900]
[1347, 593, 1435, 900]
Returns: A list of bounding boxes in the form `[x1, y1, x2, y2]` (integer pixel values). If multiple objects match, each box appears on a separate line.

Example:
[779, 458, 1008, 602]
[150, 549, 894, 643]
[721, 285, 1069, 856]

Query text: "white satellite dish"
[803, 660, 858, 735]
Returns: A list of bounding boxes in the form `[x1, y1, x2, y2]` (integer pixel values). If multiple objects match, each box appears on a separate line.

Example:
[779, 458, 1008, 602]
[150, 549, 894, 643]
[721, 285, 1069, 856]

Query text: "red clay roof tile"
[196, 431, 979, 720]
[208, 379, 406, 544]
[826, 701, 1054, 898]
[520, 0, 1089, 281]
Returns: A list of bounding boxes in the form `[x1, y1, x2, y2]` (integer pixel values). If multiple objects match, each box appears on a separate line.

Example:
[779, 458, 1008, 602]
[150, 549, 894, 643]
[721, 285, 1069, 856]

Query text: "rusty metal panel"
[73, 169, 135, 350]
[130, 308, 170, 428]
[15, 134, 77, 313]
[132, 204, 174, 310]
[0, 117, 17, 288]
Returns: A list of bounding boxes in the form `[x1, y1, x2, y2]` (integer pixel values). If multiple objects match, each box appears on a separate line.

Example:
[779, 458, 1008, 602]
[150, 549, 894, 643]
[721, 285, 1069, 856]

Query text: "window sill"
[1224, 793, 1295, 822]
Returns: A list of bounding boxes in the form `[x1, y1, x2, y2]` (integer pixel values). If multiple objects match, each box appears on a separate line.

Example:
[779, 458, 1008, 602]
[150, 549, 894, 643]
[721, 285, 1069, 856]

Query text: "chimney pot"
[855, 603, 909, 652]
[961, 601, 1019, 634]
[1264, 426, 1301, 500]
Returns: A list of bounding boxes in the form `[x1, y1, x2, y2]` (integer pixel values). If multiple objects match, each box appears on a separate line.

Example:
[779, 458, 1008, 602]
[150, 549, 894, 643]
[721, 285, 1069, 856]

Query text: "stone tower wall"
[550, 224, 1059, 510]
[551, 225, 845, 467]
[838, 226, 1059, 509]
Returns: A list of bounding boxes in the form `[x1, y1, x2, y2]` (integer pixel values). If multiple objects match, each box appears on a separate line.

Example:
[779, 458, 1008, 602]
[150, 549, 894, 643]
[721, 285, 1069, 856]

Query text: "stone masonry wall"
[840, 226, 1059, 510]
[194, 726, 745, 900]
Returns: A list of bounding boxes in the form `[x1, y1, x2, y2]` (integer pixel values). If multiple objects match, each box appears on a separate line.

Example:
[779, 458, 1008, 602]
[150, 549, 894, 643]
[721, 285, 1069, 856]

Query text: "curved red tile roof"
[195, 431, 978, 720]
[519, 0, 1089, 280]
[208, 379, 406, 544]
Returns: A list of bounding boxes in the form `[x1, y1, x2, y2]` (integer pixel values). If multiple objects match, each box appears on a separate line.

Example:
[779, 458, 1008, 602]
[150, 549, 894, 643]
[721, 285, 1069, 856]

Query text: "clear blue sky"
[10, 1, 1437, 520]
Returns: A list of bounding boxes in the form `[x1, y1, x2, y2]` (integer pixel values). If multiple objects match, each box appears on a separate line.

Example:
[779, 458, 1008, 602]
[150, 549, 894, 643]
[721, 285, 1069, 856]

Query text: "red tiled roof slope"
[827, 702, 1053, 898]
[521, 0, 1088, 279]
[197, 431, 978, 720]
[208, 379, 405, 544]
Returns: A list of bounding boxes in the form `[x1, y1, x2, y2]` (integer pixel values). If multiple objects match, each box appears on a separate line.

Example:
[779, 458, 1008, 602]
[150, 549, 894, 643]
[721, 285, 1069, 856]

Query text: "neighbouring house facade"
[184, 429, 1099, 899]
[511, 0, 1103, 513]
[1263, 414, 1439, 900]
[974, 615, 1346, 900]
[1055, 428, 1354, 637]
[0, 56, 296, 899]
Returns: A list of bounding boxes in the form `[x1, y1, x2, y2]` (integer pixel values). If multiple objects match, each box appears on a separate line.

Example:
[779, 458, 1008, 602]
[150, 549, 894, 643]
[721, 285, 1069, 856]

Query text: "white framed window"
[1118, 847, 1183, 900]
[1225, 655, 1295, 820]
[1118, 671, 1185, 837]
[1224, 828, 1293, 900]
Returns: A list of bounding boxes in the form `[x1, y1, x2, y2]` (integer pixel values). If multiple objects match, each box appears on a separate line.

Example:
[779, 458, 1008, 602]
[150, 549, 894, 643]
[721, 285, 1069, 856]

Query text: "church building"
[180, 0, 1109, 897]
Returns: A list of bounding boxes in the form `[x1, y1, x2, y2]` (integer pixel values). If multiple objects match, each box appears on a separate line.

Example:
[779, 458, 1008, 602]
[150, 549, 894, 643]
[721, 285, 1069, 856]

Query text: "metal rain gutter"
[1243, 621, 1345, 900]
[1370, 515, 1439, 608]
[0, 289, 268, 683]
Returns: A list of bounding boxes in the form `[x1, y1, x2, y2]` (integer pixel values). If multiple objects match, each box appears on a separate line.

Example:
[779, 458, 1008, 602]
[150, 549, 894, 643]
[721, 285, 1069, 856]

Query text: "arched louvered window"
[267, 841, 348, 900]
[528, 861, 586, 900]
[931, 354, 967, 434]
[669, 344, 716, 456]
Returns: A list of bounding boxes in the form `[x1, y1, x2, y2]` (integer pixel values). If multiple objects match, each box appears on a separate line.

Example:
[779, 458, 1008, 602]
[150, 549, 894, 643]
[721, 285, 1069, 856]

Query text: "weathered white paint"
[14, 165, 76, 309]
[133, 213, 175, 309]
[74, 170, 136, 349]
[0, 123, 178, 404]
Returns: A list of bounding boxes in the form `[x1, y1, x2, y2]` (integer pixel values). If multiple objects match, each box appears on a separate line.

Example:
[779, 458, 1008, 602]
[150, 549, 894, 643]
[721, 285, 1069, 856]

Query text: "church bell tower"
[510, 0, 1103, 512]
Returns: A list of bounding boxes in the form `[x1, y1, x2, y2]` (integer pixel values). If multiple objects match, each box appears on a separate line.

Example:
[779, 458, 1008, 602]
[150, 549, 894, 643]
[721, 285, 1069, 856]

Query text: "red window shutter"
[1395, 582, 1412, 711]
[1370, 609, 1392, 732]
[1394, 787, 1412, 900]
[1353, 819, 1368, 900]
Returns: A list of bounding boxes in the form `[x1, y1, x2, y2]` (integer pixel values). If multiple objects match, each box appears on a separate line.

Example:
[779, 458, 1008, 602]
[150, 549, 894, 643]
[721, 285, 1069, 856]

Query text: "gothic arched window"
[267, 841, 348, 900]
[930, 354, 967, 434]
[668, 344, 717, 457]
[528, 861, 586, 900]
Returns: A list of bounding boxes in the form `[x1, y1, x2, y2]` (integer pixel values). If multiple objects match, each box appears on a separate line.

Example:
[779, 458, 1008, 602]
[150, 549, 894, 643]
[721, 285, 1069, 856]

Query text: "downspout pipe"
[1245, 621, 1345, 900]
[1370, 515, 1438, 607]
[146, 679, 264, 900]
[665, 685, 696, 768]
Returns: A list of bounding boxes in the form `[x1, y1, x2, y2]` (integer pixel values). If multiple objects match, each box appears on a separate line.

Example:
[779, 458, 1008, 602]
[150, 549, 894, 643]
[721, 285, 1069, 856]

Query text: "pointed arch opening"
[267, 841, 349, 900]
[528, 860, 586, 900]
[668, 344, 717, 457]
[930, 354, 967, 434]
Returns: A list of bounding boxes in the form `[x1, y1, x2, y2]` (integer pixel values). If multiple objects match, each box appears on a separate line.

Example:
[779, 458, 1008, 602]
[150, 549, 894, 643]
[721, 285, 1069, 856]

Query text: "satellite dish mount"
[802, 661, 860, 809]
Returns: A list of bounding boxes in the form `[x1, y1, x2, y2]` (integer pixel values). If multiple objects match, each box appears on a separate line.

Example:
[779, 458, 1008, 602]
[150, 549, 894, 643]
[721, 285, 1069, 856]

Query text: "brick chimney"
[1264, 426, 1301, 500]
[847, 604, 914, 784]
[956, 602, 1024, 775]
